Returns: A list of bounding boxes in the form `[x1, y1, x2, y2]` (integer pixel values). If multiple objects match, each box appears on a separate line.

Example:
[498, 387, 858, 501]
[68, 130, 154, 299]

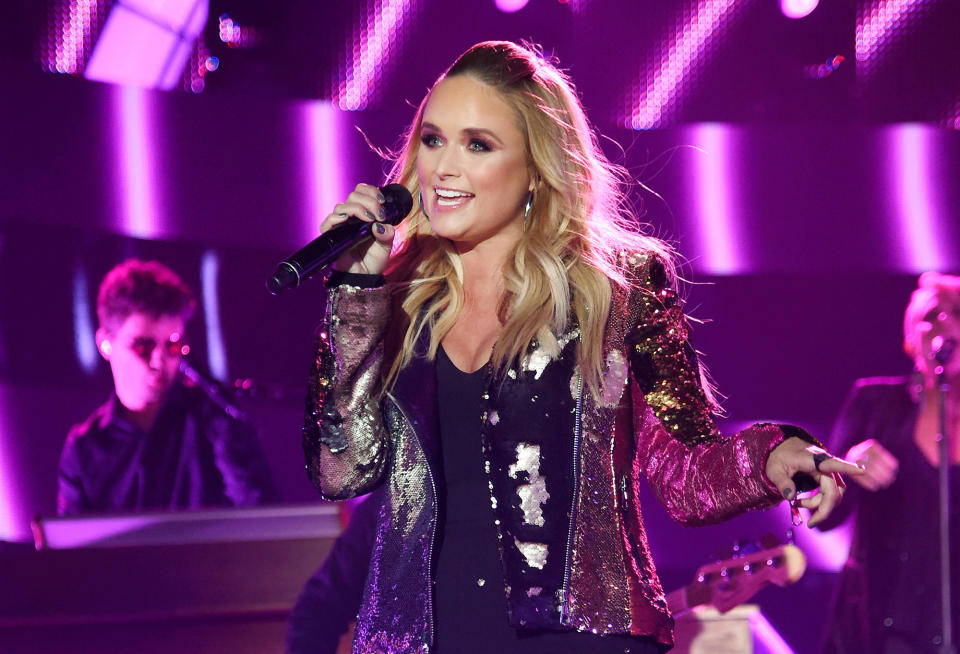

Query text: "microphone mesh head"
[380, 184, 413, 225]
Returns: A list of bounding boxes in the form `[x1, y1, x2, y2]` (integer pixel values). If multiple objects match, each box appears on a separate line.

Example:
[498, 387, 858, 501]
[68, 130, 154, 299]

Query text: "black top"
[820, 377, 959, 654]
[58, 381, 276, 515]
[433, 346, 657, 654]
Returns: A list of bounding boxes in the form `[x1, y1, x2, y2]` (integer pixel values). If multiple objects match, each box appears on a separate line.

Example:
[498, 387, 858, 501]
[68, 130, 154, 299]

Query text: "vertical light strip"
[201, 251, 228, 381]
[336, 0, 420, 110]
[856, 0, 936, 77]
[0, 391, 24, 542]
[300, 101, 348, 245]
[73, 266, 99, 375]
[890, 124, 945, 271]
[114, 85, 163, 239]
[691, 123, 744, 274]
[627, 0, 746, 129]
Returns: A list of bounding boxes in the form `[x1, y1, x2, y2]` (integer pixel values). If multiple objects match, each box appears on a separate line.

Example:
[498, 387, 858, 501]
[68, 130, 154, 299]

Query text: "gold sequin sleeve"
[625, 254, 785, 524]
[302, 281, 391, 500]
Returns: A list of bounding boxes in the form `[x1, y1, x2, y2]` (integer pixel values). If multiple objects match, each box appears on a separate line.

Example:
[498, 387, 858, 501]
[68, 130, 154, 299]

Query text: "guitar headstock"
[683, 543, 806, 613]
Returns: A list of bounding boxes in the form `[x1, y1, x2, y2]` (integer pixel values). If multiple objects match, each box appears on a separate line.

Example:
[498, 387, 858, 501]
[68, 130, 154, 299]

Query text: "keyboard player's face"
[99, 312, 187, 415]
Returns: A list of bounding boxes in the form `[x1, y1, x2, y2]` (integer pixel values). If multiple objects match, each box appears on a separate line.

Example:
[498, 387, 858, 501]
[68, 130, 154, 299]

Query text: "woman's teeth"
[436, 189, 472, 206]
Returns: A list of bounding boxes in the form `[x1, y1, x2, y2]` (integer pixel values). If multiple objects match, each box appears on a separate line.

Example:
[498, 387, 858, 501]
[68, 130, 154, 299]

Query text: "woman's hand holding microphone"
[322, 183, 403, 276]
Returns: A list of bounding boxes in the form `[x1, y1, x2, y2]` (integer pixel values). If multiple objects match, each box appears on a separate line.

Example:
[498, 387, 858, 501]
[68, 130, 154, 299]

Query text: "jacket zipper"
[560, 368, 584, 625]
[386, 392, 438, 649]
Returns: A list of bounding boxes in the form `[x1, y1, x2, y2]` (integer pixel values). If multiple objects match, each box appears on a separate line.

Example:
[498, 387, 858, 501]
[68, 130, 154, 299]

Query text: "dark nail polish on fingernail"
[378, 208, 387, 220]
[376, 193, 385, 203]
[365, 210, 376, 221]
[376, 223, 386, 234]
[782, 488, 793, 499]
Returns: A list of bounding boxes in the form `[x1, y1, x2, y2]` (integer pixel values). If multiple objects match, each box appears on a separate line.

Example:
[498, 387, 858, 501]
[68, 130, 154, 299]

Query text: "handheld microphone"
[266, 184, 413, 295]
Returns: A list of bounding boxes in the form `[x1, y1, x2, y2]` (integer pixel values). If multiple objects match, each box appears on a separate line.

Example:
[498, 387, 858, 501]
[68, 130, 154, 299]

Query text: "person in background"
[819, 271, 960, 654]
[58, 259, 276, 515]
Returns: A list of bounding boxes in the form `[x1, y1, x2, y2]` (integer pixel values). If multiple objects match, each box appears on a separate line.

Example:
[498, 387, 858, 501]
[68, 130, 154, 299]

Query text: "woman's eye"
[420, 134, 442, 148]
[468, 138, 492, 152]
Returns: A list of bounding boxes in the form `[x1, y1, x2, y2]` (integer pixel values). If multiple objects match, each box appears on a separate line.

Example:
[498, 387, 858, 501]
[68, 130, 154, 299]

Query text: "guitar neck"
[664, 544, 806, 616]
[665, 587, 687, 615]
[665, 581, 711, 616]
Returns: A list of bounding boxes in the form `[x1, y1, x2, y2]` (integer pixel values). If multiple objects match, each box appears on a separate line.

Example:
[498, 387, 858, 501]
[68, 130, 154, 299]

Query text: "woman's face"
[417, 75, 533, 251]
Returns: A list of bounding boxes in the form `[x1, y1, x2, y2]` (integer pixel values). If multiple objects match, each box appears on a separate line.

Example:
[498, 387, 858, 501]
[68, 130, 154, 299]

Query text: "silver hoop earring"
[523, 192, 533, 231]
[419, 191, 430, 219]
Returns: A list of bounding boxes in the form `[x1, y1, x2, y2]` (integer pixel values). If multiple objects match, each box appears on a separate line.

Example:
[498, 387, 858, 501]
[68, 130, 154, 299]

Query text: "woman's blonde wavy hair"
[382, 41, 674, 399]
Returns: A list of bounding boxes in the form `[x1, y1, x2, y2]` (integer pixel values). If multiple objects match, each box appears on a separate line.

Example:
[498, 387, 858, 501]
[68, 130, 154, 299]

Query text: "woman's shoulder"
[616, 248, 676, 294]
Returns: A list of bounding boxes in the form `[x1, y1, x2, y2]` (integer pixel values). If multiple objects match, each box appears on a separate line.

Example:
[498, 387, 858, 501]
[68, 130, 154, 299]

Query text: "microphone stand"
[933, 338, 956, 654]
[178, 358, 248, 422]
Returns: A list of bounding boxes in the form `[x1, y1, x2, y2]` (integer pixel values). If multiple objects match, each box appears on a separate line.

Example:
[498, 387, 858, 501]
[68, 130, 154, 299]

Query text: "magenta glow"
[113, 86, 163, 239]
[0, 389, 26, 541]
[336, 0, 421, 111]
[856, 0, 933, 76]
[889, 124, 948, 271]
[780, 0, 819, 19]
[495, 0, 529, 12]
[626, 0, 744, 129]
[42, 0, 103, 74]
[299, 101, 350, 246]
[691, 123, 745, 274]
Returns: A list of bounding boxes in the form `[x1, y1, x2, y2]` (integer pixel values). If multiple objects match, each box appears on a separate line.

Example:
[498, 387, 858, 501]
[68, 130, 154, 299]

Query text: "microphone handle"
[267, 218, 373, 294]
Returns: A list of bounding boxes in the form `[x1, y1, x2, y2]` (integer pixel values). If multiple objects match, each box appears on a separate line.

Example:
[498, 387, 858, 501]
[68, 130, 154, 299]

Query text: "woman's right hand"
[322, 183, 397, 275]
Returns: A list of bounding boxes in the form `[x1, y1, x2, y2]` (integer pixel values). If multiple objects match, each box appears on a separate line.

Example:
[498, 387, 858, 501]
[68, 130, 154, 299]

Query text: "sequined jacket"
[303, 253, 790, 653]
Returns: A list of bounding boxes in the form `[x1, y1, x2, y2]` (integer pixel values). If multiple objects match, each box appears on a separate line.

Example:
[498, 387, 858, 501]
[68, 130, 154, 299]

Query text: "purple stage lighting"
[201, 251, 228, 382]
[856, 0, 938, 79]
[691, 124, 745, 274]
[750, 610, 797, 654]
[495, 0, 530, 12]
[335, 0, 422, 111]
[299, 101, 351, 246]
[218, 13, 261, 49]
[791, 509, 852, 571]
[948, 100, 960, 130]
[84, 0, 208, 90]
[625, 0, 748, 129]
[113, 86, 164, 239]
[41, 0, 107, 75]
[889, 124, 948, 272]
[0, 391, 25, 541]
[72, 267, 99, 376]
[780, 0, 819, 19]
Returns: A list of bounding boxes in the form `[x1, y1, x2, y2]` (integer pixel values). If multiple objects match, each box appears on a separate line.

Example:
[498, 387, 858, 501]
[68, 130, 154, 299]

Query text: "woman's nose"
[434, 146, 460, 178]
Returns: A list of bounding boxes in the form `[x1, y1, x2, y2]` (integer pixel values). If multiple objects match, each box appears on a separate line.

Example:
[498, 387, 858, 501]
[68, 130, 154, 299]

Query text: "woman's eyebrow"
[463, 127, 504, 146]
[421, 122, 504, 146]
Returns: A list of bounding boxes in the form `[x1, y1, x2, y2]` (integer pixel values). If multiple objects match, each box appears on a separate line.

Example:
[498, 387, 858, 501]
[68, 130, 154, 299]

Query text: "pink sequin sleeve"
[303, 281, 392, 500]
[626, 255, 784, 524]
